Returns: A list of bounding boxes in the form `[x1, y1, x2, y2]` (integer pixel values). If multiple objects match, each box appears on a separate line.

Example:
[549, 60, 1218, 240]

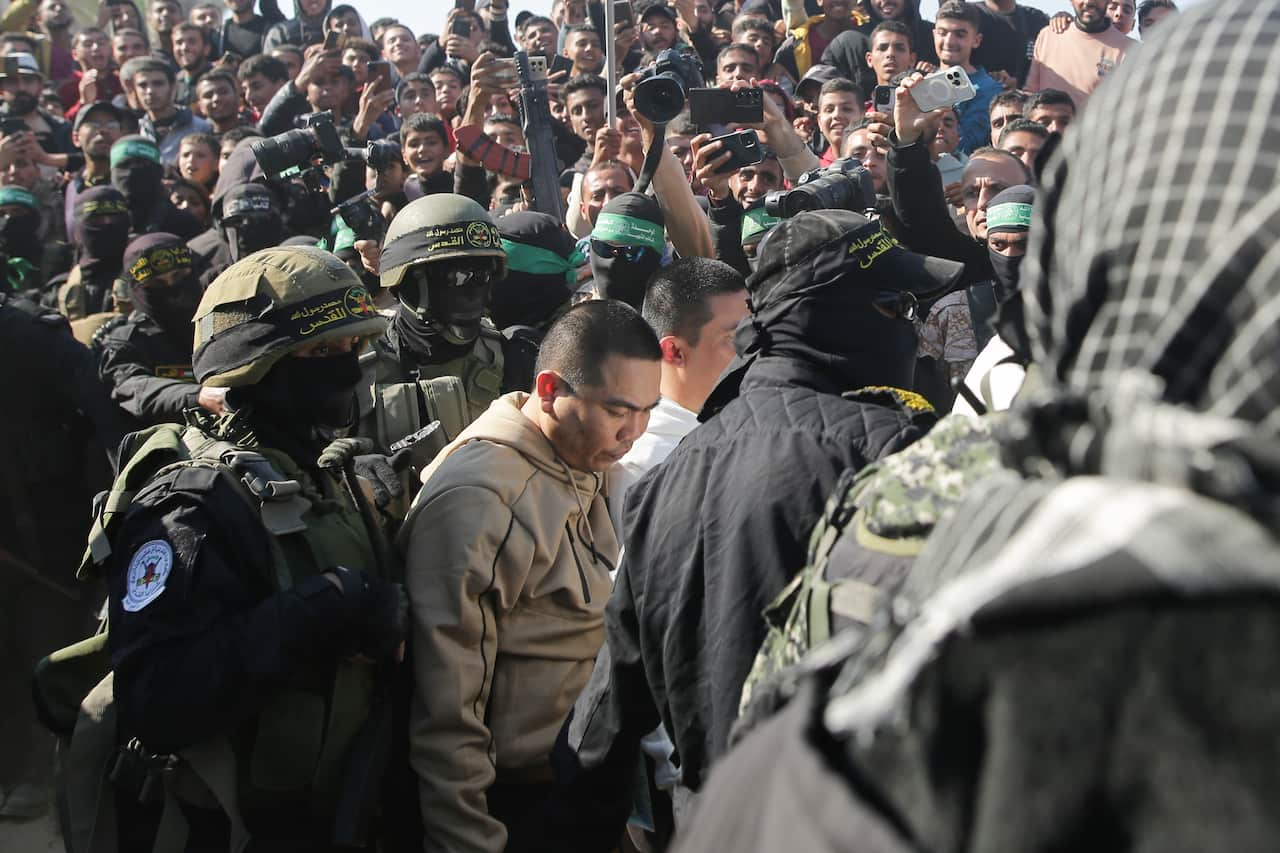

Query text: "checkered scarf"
[1022, 0, 1280, 434]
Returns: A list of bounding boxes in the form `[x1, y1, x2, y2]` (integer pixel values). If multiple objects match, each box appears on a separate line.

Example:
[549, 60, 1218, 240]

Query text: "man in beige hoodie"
[399, 299, 662, 853]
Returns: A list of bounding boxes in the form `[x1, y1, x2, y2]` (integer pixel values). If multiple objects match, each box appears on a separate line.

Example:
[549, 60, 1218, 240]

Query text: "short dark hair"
[584, 159, 636, 185]
[818, 77, 860, 99]
[968, 145, 1033, 181]
[935, 0, 981, 30]
[642, 258, 746, 343]
[998, 118, 1049, 146]
[383, 23, 416, 42]
[524, 15, 555, 31]
[370, 16, 400, 35]
[989, 89, 1028, 117]
[428, 64, 463, 84]
[113, 28, 149, 46]
[172, 21, 208, 45]
[536, 299, 661, 388]
[564, 73, 607, 102]
[271, 44, 304, 63]
[195, 68, 237, 94]
[401, 112, 447, 146]
[220, 125, 262, 147]
[1026, 88, 1076, 115]
[346, 37, 381, 61]
[565, 23, 601, 42]
[717, 42, 759, 66]
[128, 56, 175, 84]
[179, 131, 219, 158]
[238, 53, 288, 83]
[869, 20, 913, 50]
[1137, 0, 1177, 31]
[732, 15, 774, 43]
[74, 27, 109, 48]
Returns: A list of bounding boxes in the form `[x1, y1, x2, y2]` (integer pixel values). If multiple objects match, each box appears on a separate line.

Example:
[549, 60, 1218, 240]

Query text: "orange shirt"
[1027, 23, 1135, 110]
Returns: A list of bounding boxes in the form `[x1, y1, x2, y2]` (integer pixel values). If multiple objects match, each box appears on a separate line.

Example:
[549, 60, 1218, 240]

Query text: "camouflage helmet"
[193, 246, 387, 387]
[379, 193, 507, 291]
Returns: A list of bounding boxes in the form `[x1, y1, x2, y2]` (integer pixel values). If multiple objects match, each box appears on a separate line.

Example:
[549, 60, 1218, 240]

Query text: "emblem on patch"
[123, 540, 173, 612]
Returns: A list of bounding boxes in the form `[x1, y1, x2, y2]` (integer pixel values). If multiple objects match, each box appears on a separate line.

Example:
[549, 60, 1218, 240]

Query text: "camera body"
[633, 48, 704, 123]
[763, 158, 877, 218]
[362, 138, 402, 173]
[250, 110, 349, 179]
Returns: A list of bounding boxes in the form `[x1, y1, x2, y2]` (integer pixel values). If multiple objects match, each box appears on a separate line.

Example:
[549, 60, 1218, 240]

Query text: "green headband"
[332, 221, 357, 254]
[0, 187, 37, 211]
[500, 239, 585, 284]
[110, 139, 160, 168]
[592, 212, 665, 251]
[741, 207, 780, 243]
[987, 202, 1033, 233]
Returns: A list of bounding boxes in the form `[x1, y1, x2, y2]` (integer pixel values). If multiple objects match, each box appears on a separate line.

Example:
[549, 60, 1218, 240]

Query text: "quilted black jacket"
[535, 357, 932, 851]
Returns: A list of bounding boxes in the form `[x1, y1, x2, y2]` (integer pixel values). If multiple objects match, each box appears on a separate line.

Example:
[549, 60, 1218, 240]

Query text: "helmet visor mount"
[398, 258, 497, 346]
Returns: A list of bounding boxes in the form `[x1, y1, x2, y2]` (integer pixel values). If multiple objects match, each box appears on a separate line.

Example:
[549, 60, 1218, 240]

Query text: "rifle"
[514, 50, 565, 219]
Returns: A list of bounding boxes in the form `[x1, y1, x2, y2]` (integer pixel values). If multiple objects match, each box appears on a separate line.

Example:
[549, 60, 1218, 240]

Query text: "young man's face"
[307, 71, 349, 112]
[933, 18, 980, 69]
[74, 32, 111, 72]
[2, 153, 37, 189]
[172, 28, 209, 71]
[668, 289, 749, 412]
[988, 230, 1029, 257]
[1139, 5, 1174, 34]
[843, 128, 887, 193]
[74, 107, 122, 159]
[151, 1, 181, 34]
[541, 353, 661, 472]
[1073, 0, 1107, 27]
[178, 140, 217, 186]
[384, 27, 421, 69]
[398, 79, 437, 121]
[298, 0, 326, 17]
[523, 22, 558, 58]
[961, 154, 1027, 241]
[113, 32, 148, 65]
[197, 78, 239, 123]
[817, 90, 862, 150]
[932, 110, 959, 157]
[564, 30, 602, 73]
[866, 31, 913, 85]
[566, 87, 605, 142]
[430, 71, 462, 117]
[134, 70, 175, 115]
[271, 49, 303, 80]
[820, 0, 853, 21]
[999, 129, 1043, 173]
[641, 13, 677, 52]
[666, 134, 693, 179]
[738, 28, 775, 67]
[38, 0, 71, 29]
[729, 158, 783, 207]
[1028, 102, 1073, 135]
[486, 93, 516, 120]
[219, 135, 241, 164]
[329, 10, 361, 37]
[171, 184, 208, 223]
[580, 165, 631, 226]
[716, 49, 758, 86]
[868, 0, 905, 18]
[403, 128, 446, 177]
[342, 47, 370, 84]
[191, 5, 221, 30]
[989, 102, 1024, 147]
[485, 119, 525, 150]
[241, 73, 283, 112]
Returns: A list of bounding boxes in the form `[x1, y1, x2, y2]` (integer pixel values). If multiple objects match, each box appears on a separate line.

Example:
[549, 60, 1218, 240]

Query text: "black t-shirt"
[223, 16, 270, 59]
[970, 2, 1050, 86]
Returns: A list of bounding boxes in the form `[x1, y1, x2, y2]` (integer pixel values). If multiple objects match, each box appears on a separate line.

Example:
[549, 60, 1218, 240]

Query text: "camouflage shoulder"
[855, 413, 1006, 543]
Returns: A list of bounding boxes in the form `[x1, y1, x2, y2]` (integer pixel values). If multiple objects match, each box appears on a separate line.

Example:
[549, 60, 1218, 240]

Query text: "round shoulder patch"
[123, 540, 173, 612]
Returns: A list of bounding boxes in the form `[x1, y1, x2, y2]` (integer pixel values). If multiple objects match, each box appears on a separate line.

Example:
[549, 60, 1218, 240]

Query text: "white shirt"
[607, 396, 700, 538]
[952, 334, 1027, 418]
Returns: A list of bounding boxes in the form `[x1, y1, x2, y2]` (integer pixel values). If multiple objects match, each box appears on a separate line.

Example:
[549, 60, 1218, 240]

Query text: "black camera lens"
[634, 73, 686, 123]
[251, 129, 317, 178]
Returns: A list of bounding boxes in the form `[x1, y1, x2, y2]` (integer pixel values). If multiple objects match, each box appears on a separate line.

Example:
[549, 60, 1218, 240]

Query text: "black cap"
[638, 1, 678, 24]
[796, 64, 841, 101]
[73, 100, 126, 134]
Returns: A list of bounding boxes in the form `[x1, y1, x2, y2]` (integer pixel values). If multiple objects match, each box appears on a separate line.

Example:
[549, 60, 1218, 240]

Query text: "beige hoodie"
[398, 392, 618, 853]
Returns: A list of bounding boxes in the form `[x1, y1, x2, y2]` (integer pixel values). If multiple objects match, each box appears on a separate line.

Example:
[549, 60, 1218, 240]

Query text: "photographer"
[692, 135, 784, 276]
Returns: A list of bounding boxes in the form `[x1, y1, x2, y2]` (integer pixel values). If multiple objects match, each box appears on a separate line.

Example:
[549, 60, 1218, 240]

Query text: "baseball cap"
[73, 100, 126, 134]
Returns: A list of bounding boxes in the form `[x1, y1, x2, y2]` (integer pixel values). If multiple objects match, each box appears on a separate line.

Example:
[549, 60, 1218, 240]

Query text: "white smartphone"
[529, 54, 548, 79]
[910, 66, 976, 112]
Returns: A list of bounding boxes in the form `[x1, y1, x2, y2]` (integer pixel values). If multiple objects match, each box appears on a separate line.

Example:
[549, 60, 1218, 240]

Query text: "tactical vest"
[42, 418, 385, 853]
[361, 326, 506, 452]
[737, 413, 1001, 723]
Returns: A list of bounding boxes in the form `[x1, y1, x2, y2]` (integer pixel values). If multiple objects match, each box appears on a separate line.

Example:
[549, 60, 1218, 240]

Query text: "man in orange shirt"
[1027, 0, 1135, 109]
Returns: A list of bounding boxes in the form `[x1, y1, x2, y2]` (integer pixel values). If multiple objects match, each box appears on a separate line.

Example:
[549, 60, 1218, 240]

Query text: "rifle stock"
[515, 50, 565, 220]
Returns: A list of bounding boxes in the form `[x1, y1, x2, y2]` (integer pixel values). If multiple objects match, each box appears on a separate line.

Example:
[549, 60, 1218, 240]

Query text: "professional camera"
[250, 111, 350, 179]
[362, 138, 402, 172]
[763, 158, 877, 218]
[633, 48, 704, 123]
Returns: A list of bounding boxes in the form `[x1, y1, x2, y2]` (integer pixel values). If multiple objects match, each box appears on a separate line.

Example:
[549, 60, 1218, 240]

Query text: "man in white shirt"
[608, 256, 748, 533]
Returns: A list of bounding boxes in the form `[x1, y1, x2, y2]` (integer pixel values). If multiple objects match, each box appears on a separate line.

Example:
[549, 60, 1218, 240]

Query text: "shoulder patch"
[846, 385, 935, 414]
[123, 539, 173, 612]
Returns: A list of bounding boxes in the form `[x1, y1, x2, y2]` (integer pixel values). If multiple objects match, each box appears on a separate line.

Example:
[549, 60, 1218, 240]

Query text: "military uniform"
[66, 247, 408, 852]
[99, 311, 200, 428]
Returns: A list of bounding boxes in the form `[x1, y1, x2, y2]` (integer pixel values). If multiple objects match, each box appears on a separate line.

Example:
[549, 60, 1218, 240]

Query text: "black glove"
[328, 566, 409, 659]
[317, 437, 405, 508]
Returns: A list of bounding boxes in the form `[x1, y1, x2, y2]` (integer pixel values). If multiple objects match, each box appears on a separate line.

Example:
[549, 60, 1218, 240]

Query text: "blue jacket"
[956, 67, 1002, 155]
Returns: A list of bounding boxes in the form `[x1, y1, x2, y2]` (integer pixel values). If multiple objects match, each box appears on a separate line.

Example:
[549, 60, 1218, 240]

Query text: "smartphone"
[910, 65, 976, 113]
[550, 53, 574, 76]
[450, 17, 472, 38]
[872, 84, 895, 115]
[323, 28, 341, 50]
[688, 87, 764, 126]
[614, 0, 634, 25]
[709, 128, 764, 174]
[529, 55, 548, 79]
[366, 60, 391, 94]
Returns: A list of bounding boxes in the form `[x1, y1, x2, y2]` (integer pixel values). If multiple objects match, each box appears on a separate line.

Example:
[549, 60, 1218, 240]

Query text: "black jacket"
[972, 2, 1050, 87]
[99, 312, 198, 429]
[540, 358, 932, 850]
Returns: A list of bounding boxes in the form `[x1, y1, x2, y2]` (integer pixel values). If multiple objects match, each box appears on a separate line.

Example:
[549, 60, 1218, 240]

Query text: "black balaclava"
[218, 183, 286, 261]
[123, 232, 201, 348]
[589, 192, 665, 309]
[243, 348, 364, 437]
[73, 185, 131, 280]
[110, 135, 165, 227]
[985, 184, 1035, 304]
[0, 187, 42, 290]
[494, 211, 581, 330]
[393, 257, 500, 362]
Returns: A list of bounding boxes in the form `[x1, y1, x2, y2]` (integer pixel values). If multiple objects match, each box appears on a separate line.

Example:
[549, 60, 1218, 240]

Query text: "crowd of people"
[14, 0, 1280, 851]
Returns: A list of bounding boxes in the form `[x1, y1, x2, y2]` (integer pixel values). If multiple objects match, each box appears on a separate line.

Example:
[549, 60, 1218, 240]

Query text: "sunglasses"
[590, 238, 654, 264]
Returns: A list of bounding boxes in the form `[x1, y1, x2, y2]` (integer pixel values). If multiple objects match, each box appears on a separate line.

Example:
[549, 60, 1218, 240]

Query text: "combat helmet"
[193, 245, 387, 387]
[379, 193, 507, 292]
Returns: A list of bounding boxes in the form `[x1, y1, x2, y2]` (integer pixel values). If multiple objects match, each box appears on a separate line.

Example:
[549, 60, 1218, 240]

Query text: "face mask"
[988, 248, 1025, 304]
[252, 349, 363, 431]
[77, 216, 130, 275]
[130, 274, 201, 346]
[222, 216, 285, 262]
[398, 261, 495, 348]
[1, 210, 40, 262]
[112, 161, 163, 221]
[589, 242, 661, 310]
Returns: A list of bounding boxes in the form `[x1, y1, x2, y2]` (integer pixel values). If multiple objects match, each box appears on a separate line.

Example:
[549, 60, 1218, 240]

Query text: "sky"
[377, 0, 1210, 36]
